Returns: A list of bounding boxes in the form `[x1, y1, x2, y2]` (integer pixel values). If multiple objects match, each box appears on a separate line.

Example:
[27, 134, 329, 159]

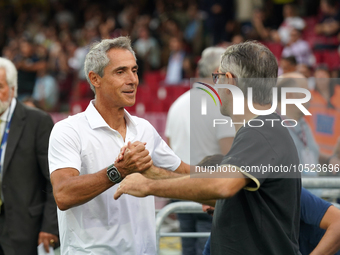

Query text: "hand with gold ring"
[38, 231, 59, 252]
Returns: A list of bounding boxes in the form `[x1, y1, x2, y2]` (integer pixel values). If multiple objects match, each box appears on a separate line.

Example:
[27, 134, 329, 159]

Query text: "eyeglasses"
[212, 72, 237, 84]
[212, 73, 226, 84]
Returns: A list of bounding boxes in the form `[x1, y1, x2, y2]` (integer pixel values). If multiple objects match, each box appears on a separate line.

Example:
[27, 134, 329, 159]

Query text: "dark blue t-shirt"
[299, 188, 340, 255]
[203, 188, 340, 255]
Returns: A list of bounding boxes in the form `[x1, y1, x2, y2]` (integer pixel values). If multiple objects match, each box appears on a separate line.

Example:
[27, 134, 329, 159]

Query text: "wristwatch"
[107, 164, 123, 183]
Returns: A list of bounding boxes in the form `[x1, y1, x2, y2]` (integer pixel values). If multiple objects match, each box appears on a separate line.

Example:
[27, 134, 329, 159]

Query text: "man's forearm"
[146, 173, 248, 202]
[311, 228, 340, 255]
[52, 168, 115, 211]
[147, 176, 220, 201]
[114, 167, 250, 202]
[142, 165, 186, 180]
[311, 205, 340, 255]
[311, 222, 340, 255]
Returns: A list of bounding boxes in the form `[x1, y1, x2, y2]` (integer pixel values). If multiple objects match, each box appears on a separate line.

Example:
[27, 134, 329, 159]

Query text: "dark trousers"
[178, 213, 212, 255]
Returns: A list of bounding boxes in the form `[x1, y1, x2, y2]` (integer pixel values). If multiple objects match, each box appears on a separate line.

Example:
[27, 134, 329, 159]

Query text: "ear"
[225, 72, 233, 79]
[225, 72, 237, 86]
[88, 71, 101, 89]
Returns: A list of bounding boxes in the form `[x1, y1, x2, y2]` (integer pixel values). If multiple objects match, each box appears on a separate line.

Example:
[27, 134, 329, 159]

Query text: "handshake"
[113, 141, 156, 200]
[114, 141, 153, 179]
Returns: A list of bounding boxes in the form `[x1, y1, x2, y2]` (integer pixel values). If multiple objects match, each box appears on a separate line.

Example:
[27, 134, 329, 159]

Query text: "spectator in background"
[32, 58, 59, 112]
[0, 57, 59, 255]
[277, 73, 320, 170]
[130, 15, 152, 42]
[218, 34, 245, 48]
[272, 4, 305, 45]
[133, 26, 160, 79]
[297, 63, 315, 90]
[13, 39, 46, 100]
[306, 65, 340, 157]
[231, 34, 245, 44]
[99, 17, 116, 39]
[165, 36, 186, 84]
[68, 22, 99, 101]
[166, 46, 235, 255]
[315, 0, 340, 37]
[48, 41, 69, 81]
[182, 55, 196, 79]
[280, 56, 297, 74]
[159, 19, 183, 67]
[22, 96, 38, 108]
[277, 72, 340, 179]
[54, 2, 75, 31]
[251, 7, 275, 41]
[282, 29, 315, 66]
[203, 0, 235, 44]
[234, 0, 263, 38]
[184, 4, 203, 56]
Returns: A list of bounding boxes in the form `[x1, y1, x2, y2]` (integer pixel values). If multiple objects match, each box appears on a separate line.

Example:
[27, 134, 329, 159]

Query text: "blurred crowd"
[0, 0, 340, 112]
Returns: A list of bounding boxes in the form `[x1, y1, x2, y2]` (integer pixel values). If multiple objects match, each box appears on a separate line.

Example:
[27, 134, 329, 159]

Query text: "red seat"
[313, 49, 340, 70]
[323, 50, 340, 70]
[303, 17, 318, 28]
[143, 71, 163, 89]
[146, 101, 165, 112]
[262, 42, 283, 59]
[137, 87, 153, 102]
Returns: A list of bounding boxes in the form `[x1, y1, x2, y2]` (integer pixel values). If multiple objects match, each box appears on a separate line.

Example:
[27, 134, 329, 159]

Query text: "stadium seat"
[313, 49, 340, 70]
[262, 42, 283, 59]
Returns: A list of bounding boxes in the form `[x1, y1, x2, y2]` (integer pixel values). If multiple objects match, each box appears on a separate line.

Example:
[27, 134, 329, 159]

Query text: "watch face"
[107, 166, 122, 183]
[109, 170, 118, 179]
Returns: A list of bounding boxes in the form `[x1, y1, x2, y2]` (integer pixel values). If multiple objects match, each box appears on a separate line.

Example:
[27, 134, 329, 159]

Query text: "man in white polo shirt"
[48, 37, 189, 255]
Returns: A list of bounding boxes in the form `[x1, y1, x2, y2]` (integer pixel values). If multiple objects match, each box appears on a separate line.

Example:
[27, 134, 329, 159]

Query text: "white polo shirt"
[48, 100, 181, 255]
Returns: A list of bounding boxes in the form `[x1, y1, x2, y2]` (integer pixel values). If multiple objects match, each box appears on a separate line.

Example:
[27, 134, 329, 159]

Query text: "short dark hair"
[281, 56, 297, 66]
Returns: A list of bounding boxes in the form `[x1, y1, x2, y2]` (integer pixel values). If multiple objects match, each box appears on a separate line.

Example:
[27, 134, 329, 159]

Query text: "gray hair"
[220, 41, 278, 105]
[84, 37, 136, 93]
[198, 47, 226, 78]
[0, 57, 18, 98]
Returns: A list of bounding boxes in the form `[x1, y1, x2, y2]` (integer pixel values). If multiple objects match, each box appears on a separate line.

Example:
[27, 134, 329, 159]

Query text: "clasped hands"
[114, 141, 153, 178]
[113, 141, 153, 199]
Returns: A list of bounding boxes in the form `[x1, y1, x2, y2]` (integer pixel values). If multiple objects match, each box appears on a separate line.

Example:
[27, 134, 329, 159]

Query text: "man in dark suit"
[0, 57, 58, 255]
